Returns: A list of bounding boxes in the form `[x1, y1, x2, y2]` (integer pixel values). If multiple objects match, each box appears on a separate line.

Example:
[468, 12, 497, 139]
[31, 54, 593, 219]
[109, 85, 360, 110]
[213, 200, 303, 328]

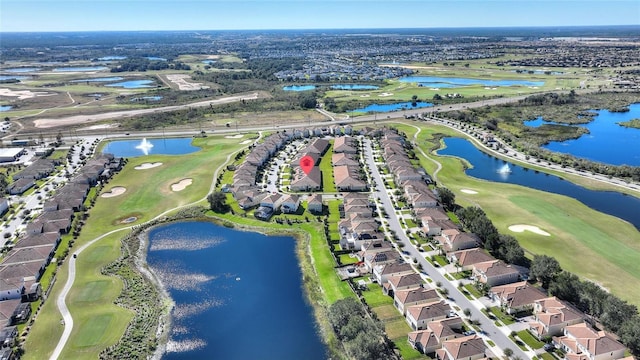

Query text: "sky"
[1, 0, 639, 32]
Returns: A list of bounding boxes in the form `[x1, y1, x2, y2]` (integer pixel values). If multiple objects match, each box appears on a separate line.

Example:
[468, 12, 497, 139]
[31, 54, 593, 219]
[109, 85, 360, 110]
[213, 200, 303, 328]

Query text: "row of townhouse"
[332, 136, 367, 192]
[0, 153, 123, 355]
[290, 138, 329, 192]
[7, 159, 61, 195]
[338, 193, 381, 250]
[357, 240, 490, 360]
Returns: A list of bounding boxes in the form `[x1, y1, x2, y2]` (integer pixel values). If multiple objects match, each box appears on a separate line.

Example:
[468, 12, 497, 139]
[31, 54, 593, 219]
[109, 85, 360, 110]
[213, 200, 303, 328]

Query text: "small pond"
[4, 68, 41, 73]
[98, 56, 127, 61]
[71, 77, 124, 83]
[0, 106, 13, 112]
[352, 101, 433, 113]
[330, 84, 380, 90]
[146, 56, 167, 61]
[102, 138, 199, 158]
[0, 75, 29, 81]
[399, 76, 544, 88]
[105, 80, 155, 89]
[282, 85, 316, 91]
[131, 96, 163, 102]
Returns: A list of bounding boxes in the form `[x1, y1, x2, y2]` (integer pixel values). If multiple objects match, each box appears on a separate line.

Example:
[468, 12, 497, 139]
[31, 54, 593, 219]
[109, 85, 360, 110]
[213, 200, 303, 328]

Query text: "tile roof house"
[435, 335, 487, 360]
[259, 193, 283, 211]
[364, 250, 401, 271]
[7, 178, 35, 195]
[334, 165, 367, 192]
[554, 323, 626, 360]
[373, 262, 415, 284]
[436, 229, 480, 252]
[332, 153, 359, 166]
[406, 300, 452, 331]
[290, 167, 322, 192]
[384, 273, 424, 296]
[408, 317, 464, 354]
[394, 287, 440, 315]
[489, 281, 548, 314]
[528, 297, 585, 339]
[472, 260, 521, 287]
[306, 194, 323, 214]
[333, 136, 358, 154]
[280, 194, 301, 214]
[448, 248, 495, 271]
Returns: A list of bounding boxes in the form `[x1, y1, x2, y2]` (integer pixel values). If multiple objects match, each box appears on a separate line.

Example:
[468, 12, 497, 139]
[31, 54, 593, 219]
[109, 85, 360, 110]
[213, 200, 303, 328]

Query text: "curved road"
[49, 136, 259, 360]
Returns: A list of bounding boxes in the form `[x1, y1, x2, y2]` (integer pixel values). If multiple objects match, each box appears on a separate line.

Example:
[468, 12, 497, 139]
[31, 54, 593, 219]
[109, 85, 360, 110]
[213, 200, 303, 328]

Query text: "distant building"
[0, 148, 24, 163]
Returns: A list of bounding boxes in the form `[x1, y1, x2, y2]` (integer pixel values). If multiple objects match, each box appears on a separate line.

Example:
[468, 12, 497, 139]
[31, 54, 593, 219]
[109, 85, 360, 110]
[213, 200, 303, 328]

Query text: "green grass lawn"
[338, 253, 358, 265]
[362, 283, 394, 307]
[489, 306, 516, 325]
[462, 284, 483, 299]
[319, 142, 337, 192]
[517, 329, 546, 350]
[433, 255, 449, 267]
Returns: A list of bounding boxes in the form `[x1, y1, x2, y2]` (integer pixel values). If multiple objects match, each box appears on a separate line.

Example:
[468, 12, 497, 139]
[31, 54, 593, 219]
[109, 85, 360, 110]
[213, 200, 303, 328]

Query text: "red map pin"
[300, 155, 314, 175]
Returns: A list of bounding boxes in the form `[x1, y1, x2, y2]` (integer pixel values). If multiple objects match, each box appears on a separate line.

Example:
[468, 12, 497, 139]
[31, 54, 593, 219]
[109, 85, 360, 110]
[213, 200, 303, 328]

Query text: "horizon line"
[2, 24, 639, 34]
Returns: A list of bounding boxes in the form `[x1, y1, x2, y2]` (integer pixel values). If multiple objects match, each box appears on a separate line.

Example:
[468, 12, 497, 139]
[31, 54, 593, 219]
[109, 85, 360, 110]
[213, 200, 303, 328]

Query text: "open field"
[393, 121, 640, 307]
[23, 135, 248, 360]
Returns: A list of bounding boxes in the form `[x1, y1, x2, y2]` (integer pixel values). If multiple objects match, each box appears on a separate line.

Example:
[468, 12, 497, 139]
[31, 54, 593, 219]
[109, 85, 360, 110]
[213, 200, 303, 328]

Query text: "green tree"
[328, 298, 365, 332]
[499, 234, 526, 265]
[504, 348, 514, 358]
[530, 255, 562, 288]
[207, 192, 230, 213]
[436, 187, 456, 211]
[549, 271, 581, 304]
[619, 316, 640, 357]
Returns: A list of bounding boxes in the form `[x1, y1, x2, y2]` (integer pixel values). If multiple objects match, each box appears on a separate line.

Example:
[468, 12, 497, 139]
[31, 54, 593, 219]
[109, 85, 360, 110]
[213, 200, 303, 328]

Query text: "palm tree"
[463, 308, 472, 318]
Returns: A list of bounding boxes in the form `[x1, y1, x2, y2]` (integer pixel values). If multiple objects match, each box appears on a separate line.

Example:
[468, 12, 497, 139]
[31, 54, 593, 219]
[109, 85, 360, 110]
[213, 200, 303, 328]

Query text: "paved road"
[362, 139, 531, 359]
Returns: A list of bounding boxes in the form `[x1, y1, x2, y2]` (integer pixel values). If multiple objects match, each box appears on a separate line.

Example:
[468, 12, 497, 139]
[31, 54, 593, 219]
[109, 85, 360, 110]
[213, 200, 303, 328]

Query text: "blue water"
[330, 84, 379, 90]
[524, 117, 569, 127]
[202, 60, 216, 65]
[98, 56, 127, 61]
[71, 77, 124, 83]
[399, 76, 544, 88]
[438, 137, 640, 229]
[53, 66, 108, 72]
[283, 85, 316, 91]
[0, 106, 12, 112]
[352, 101, 433, 113]
[4, 68, 40, 73]
[0, 75, 29, 81]
[105, 80, 155, 89]
[147, 222, 326, 360]
[543, 103, 640, 166]
[102, 138, 199, 157]
[147, 56, 167, 61]
[131, 96, 163, 102]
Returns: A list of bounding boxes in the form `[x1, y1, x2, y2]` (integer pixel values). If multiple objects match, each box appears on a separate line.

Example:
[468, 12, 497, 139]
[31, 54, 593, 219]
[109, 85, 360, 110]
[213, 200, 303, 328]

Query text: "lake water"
[98, 56, 127, 61]
[399, 76, 544, 88]
[283, 85, 316, 91]
[146, 221, 326, 360]
[105, 80, 155, 89]
[352, 101, 433, 113]
[0, 75, 29, 81]
[330, 84, 380, 90]
[71, 77, 124, 83]
[52, 66, 108, 72]
[523, 117, 569, 127]
[438, 137, 640, 229]
[543, 103, 640, 166]
[131, 96, 163, 102]
[202, 60, 216, 65]
[4, 68, 40, 73]
[147, 56, 167, 61]
[0, 106, 12, 112]
[102, 138, 199, 157]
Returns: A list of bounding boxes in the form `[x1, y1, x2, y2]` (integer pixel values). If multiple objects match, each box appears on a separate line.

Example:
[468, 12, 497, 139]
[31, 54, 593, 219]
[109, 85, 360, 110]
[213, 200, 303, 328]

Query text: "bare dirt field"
[165, 74, 209, 91]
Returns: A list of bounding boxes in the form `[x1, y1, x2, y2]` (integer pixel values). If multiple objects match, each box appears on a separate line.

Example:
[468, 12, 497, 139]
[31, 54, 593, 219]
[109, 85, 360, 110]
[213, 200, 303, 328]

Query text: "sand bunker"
[508, 224, 551, 236]
[360, 94, 370, 98]
[171, 178, 193, 191]
[135, 162, 163, 170]
[239, 140, 252, 145]
[166, 74, 209, 91]
[378, 92, 394, 97]
[225, 134, 243, 139]
[101, 186, 126, 198]
[460, 189, 478, 194]
[0, 88, 54, 100]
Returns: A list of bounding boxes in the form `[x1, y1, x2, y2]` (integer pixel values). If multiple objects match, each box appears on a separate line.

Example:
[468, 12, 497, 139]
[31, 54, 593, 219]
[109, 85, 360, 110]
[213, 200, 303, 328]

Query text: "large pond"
[352, 101, 433, 113]
[52, 66, 108, 72]
[102, 138, 199, 158]
[147, 221, 326, 360]
[0, 75, 29, 81]
[438, 137, 640, 229]
[399, 76, 544, 88]
[105, 80, 155, 89]
[283, 85, 316, 91]
[542, 103, 640, 166]
[4, 68, 41, 73]
[0, 106, 12, 112]
[70, 77, 124, 83]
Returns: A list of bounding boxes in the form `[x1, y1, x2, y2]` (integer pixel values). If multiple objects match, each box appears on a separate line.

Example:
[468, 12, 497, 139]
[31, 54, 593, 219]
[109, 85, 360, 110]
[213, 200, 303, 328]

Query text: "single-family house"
[307, 194, 323, 214]
[406, 300, 451, 330]
[472, 260, 520, 287]
[554, 323, 626, 360]
[280, 194, 301, 214]
[373, 262, 415, 284]
[528, 297, 584, 339]
[436, 229, 479, 252]
[384, 273, 424, 296]
[447, 248, 495, 271]
[260, 193, 283, 211]
[489, 281, 547, 314]
[394, 287, 440, 315]
[435, 335, 487, 360]
[409, 317, 464, 354]
[364, 250, 400, 271]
